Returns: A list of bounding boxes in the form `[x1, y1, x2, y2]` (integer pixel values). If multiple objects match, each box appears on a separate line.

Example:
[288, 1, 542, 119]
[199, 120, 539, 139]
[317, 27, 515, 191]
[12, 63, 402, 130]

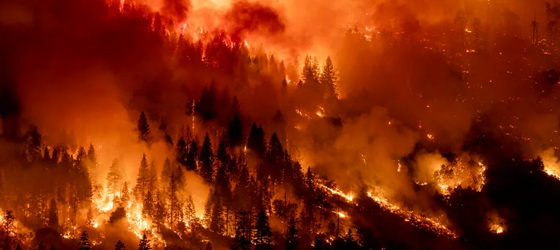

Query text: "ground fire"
[1, 0, 560, 249]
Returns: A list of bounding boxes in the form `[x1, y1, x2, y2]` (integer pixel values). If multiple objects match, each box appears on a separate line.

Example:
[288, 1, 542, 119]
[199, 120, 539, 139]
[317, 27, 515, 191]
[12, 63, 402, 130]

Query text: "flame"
[540, 148, 560, 181]
[319, 184, 354, 202]
[434, 159, 486, 196]
[366, 191, 457, 238]
[427, 134, 435, 141]
[489, 224, 505, 234]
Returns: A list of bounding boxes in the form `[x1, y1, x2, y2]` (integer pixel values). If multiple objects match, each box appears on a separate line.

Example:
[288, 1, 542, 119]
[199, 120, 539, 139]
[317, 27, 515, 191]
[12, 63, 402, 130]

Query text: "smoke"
[225, 0, 285, 41]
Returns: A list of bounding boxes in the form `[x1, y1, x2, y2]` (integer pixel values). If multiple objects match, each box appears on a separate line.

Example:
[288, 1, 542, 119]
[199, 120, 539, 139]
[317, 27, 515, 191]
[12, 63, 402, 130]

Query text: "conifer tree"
[78, 231, 91, 250]
[134, 154, 150, 200]
[106, 159, 124, 198]
[286, 217, 299, 250]
[175, 138, 188, 167]
[320, 57, 337, 99]
[120, 181, 130, 205]
[48, 199, 59, 230]
[138, 234, 151, 250]
[200, 133, 214, 183]
[232, 210, 252, 250]
[217, 131, 230, 165]
[115, 240, 125, 250]
[138, 111, 151, 143]
[186, 138, 199, 171]
[143, 189, 154, 219]
[227, 113, 243, 147]
[254, 210, 273, 250]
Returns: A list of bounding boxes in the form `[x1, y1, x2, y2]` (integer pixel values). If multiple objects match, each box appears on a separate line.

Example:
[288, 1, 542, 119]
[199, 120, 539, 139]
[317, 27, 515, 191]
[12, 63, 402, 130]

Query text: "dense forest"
[3, 0, 560, 249]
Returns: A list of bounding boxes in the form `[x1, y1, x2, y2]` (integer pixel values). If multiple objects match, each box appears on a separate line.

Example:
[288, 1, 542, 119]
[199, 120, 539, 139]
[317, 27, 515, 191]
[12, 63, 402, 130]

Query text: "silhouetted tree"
[175, 138, 188, 167]
[115, 240, 125, 250]
[248, 123, 266, 157]
[25, 125, 42, 162]
[138, 234, 151, 250]
[48, 199, 59, 230]
[78, 231, 91, 250]
[286, 217, 300, 250]
[200, 133, 214, 183]
[138, 111, 151, 143]
[232, 210, 252, 250]
[320, 57, 337, 98]
[228, 113, 243, 147]
[134, 154, 150, 200]
[109, 207, 126, 224]
[143, 189, 154, 219]
[186, 138, 199, 171]
[196, 85, 217, 121]
[265, 133, 284, 182]
[254, 210, 273, 250]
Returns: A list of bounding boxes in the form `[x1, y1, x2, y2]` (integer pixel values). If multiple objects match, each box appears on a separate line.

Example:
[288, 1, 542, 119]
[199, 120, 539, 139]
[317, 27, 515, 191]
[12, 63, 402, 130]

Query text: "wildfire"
[427, 133, 435, 141]
[540, 148, 560, 181]
[489, 224, 505, 234]
[336, 211, 347, 218]
[487, 212, 507, 235]
[319, 184, 354, 202]
[434, 159, 486, 196]
[366, 191, 457, 238]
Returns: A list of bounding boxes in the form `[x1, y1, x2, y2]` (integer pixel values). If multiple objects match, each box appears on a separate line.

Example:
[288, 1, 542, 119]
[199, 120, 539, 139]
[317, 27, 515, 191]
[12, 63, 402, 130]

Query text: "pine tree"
[134, 154, 150, 200]
[227, 113, 243, 147]
[121, 181, 130, 205]
[25, 125, 42, 162]
[205, 242, 213, 250]
[115, 240, 125, 250]
[175, 138, 188, 167]
[233, 165, 250, 210]
[154, 190, 166, 231]
[106, 159, 124, 198]
[248, 123, 266, 157]
[138, 111, 151, 143]
[15, 244, 22, 250]
[320, 57, 337, 99]
[161, 158, 173, 185]
[43, 147, 51, 163]
[254, 210, 273, 250]
[217, 131, 230, 165]
[78, 231, 91, 250]
[148, 161, 158, 191]
[196, 85, 217, 121]
[168, 169, 182, 227]
[138, 234, 151, 250]
[87, 144, 97, 166]
[186, 138, 199, 171]
[302, 55, 319, 84]
[286, 217, 299, 250]
[232, 210, 252, 250]
[143, 189, 154, 219]
[265, 133, 284, 182]
[185, 194, 196, 223]
[48, 199, 59, 230]
[200, 133, 214, 183]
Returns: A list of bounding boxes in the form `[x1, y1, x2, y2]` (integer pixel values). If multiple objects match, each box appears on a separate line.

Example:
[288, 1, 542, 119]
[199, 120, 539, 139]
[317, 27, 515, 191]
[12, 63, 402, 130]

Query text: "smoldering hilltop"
[2, 0, 560, 249]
